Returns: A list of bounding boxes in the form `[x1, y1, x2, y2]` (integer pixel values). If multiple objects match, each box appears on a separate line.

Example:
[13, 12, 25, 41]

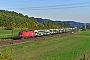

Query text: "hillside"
[35, 18, 50, 22]
[35, 18, 89, 27]
[0, 10, 86, 30]
[0, 10, 59, 29]
[54, 21, 89, 27]
[0, 10, 39, 29]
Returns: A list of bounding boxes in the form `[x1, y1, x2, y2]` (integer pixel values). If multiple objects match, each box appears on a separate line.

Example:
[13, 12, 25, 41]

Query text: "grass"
[0, 31, 90, 60]
[0, 29, 21, 40]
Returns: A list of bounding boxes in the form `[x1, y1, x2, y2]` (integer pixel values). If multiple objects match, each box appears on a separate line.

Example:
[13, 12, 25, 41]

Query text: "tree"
[87, 24, 90, 29]
[0, 10, 62, 30]
[59, 22, 70, 28]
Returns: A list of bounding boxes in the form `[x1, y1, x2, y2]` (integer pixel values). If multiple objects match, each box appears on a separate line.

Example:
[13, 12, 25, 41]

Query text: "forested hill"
[0, 10, 38, 29]
[0, 10, 60, 30]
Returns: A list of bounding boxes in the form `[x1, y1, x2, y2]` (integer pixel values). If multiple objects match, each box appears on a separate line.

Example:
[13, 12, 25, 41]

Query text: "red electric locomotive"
[18, 30, 36, 39]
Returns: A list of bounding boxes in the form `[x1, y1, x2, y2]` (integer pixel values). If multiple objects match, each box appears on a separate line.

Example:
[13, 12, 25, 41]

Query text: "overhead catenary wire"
[8, 5, 90, 10]
[6, 1, 90, 10]
[30, 5, 90, 10]
[24, 1, 90, 8]
[0, 0, 45, 3]
[0, 0, 30, 2]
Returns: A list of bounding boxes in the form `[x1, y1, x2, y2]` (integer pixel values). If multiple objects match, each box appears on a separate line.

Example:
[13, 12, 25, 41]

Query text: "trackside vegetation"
[0, 31, 90, 60]
[0, 29, 22, 40]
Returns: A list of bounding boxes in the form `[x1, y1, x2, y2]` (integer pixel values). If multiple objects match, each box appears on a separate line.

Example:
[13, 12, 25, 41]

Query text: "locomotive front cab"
[18, 32, 22, 38]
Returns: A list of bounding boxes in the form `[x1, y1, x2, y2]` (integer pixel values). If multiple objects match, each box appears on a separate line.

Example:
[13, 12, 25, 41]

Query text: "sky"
[0, 0, 90, 23]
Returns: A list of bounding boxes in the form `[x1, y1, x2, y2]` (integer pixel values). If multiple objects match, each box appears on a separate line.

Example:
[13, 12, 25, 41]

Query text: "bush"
[0, 49, 16, 60]
[6, 26, 13, 30]
[82, 28, 86, 31]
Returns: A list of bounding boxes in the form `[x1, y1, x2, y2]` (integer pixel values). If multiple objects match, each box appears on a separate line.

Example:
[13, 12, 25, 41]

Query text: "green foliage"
[0, 10, 38, 29]
[58, 22, 70, 28]
[6, 26, 13, 30]
[0, 48, 16, 60]
[87, 24, 90, 29]
[0, 10, 72, 30]
[0, 31, 90, 60]
[0, 29, 20, 39]
[82, 28, 86, 31]
[82, 26, 86, 31]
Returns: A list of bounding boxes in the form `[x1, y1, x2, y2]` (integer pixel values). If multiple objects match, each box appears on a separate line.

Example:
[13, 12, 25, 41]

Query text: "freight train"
[18, 27, 77, 39]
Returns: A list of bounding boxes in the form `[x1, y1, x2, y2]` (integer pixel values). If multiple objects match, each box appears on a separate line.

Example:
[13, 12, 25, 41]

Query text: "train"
[18, 30, 36, 38]
[18, 27, 77, 39]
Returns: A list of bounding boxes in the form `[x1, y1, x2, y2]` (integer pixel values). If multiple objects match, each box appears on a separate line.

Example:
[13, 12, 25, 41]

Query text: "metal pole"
[85, 22, 86, 30]
[43, 19, 45, 32]
[11, 27, 13, 44]
[11, 20, 14, 44]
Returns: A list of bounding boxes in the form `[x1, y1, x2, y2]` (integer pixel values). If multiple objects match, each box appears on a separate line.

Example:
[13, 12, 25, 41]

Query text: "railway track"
[0, 31, 75, 47]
